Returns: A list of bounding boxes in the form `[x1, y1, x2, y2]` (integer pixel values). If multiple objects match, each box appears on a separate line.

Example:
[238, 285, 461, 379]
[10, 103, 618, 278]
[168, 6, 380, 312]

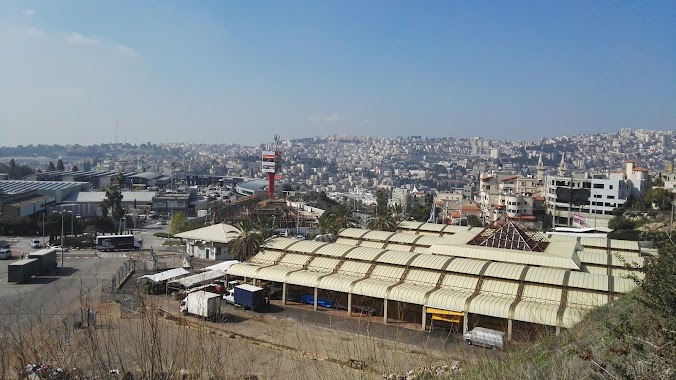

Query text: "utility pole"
[60, 211, 65, 268]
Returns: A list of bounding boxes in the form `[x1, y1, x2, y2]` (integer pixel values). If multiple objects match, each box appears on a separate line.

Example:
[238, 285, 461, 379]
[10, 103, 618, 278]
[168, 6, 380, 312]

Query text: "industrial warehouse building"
[227, 219, 646, 340]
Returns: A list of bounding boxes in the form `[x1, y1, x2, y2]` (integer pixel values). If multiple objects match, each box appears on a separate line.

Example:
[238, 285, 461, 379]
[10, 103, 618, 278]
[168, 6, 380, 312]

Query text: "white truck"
[180, 290, 222, 319]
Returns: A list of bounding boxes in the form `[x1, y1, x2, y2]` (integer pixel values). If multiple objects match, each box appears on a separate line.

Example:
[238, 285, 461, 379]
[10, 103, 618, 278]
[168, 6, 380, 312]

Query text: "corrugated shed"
[335, 238, 359, 246]
[290, 240, 327, 253]
[286, 270, 329, 288]
[345, 247, 385, 261]
[306, 257, 340, 272]
[483, 262, 525, 281]
[388, 233, 423, 244]
[524, 267, 567, 286]
[445, 258, 488, 275]
[614, 277, 638, 293]
[251, 250, 284, 264]
[430, 244, 579, 270]
[396, 221, 424, 231]
[610, 250, 641, 258]
[567, 290, 609, 307]
[337, 261, 372, 277]
[376, 250, 415, 266]
[584, 266, 608, 275]
[278, 253, 310, 268]
[168, 270, 225, 288]
[440, 275, 478, 291]
[405, 269, 442, 286]
[426, 288, 473, 312]
[513, 302, 560, 326]
[416, 236, 446, 246]
[174, 223, 240, 244]
[352, 278, 396, 298]
[411, 246, 429, 253]
[568, 272, 609, 292]
[611, 254, 644, 267]
[319, 274, 360, 292]
[370, 265, 406, 281]
[441, 225, 474, 234]
[577, 251, 607, 265]
[227, 263, 266, 278]
[385, 243, 413, 252]
[360, 241, 386, 249]
[579, 237, 608, 249]
[408, 255, 454, 271]
[263, 237, 299, 250]
[419, 231, 443, 236]
[420, 223, 446, 232]
[521, 285, 562, 304]
[480, 280, 520, 297]
[388, 283, 435, 304]
[363, 230, 397, 241]
[468, 294, 513, 319]
[612, 269, 644, 279]
[339, 228, 371, 238]
[315, 244, 355, 257]
[584, 247, 608, 254]
[610, 239, 639, 251]
[255, 265, 302, 282]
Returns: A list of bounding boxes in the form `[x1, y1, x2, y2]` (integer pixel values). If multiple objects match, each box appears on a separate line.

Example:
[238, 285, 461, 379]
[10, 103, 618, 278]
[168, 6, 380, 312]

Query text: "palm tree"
[317, 212, 336, 235]
[366, 202, 396, 231]
[253, 215, 274, 239]
[330, 203, 358, 230]
[228, 219, 264, 262]
[389, 203, 405, 225]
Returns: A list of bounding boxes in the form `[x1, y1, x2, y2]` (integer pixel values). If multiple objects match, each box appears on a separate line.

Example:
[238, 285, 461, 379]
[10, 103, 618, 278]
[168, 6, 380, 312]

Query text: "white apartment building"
[546, 161, 650, 228]
[478, 172, 541, 222]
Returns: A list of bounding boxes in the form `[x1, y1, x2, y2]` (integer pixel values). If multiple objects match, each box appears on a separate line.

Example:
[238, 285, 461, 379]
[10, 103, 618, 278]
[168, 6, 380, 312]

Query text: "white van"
[0, 248, 11, 260]
[464, 327, 506, 350]
[31, 239, 42, 248]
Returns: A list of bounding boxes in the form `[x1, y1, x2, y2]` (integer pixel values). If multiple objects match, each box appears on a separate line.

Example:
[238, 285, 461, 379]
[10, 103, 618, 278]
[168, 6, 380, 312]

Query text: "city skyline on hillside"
[1, 1, 674, 146]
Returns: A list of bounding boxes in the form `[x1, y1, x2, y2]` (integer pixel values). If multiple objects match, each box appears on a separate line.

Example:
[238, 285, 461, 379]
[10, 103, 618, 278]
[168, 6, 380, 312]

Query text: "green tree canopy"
[228, 219, 264, 262]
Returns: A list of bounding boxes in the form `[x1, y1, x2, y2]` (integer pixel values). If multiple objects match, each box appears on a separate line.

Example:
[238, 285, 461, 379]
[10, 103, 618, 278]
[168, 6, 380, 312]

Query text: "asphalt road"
[0, 235, 129, 336]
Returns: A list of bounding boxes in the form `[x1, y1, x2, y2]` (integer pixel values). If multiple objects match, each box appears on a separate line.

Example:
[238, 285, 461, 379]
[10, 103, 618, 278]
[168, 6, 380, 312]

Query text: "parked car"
[463, 327, 505, 350]
[0, 241, 10, 249]
[30, 239, 42, 248]
[156, 220, 167, 225]
[50, 245, 70, 252]
[0, 248, 11, 260]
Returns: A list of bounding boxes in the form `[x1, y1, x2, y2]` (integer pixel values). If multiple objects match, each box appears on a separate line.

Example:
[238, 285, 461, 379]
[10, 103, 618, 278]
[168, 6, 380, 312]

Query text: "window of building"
[593, 183, 604, 189]
[607, 195, 615, 199]
[609, 185, 613, 189]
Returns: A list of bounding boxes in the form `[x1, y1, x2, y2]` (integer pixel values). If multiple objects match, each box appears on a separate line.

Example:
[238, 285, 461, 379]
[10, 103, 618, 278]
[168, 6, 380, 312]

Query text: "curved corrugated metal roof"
[411, 247, 429, 253]
[483, 262, 525, 281]
[352, 278, 396, 298]
[278, 253, 310, 268]
[396, 221, 425, 230]
[440, 275, 478, 291]
[335, 238, 358, 246]
[567, 290, 609, 307]
[286, 270, 329, 288]
[524, 267, 567, 286]
[263, 237, 300, 250]
[388, 283, 435, 305]
[385, 244, 413, 252]
[370, 265, 405, 282]
[255, 265, 302, 283]
[290, 240, 328, 253]
[468, 294, 513, 319]
[408, 255, 454, 271]
[376, 250, 416, 266]
[337, 261, 372, 277]
[521, 285, 562, 304]
[306, 257, 340, 272]
[388, 233, 422, 244]
[360, 241, 386, 249]
[344, 247, 386, 261]
[415, 236, 447, 246]
[513, 302, 559, 326]
[426, 288, 473, 311]
[445, 258, 487, 275]
[405, 269, 442, 286]
[315, 244, 355, 257]
[319, 274, 361, 292]
[610, 239, 639, 251]
[251, 250, 284, 264]
[363, 230, 397, 241]
[567, 272, 609, 292]
[430, 244, 580, 270]
[339, 228, 371, 238]
[613, 277, 638, 293]
[481, 280, 520, 297]
[228, 263, 267, 278]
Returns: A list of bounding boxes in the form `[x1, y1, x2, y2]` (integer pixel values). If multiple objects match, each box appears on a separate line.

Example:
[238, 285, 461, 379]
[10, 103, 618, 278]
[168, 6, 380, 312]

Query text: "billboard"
[261, 151, 276, 173]
[572, 212, 589, 228]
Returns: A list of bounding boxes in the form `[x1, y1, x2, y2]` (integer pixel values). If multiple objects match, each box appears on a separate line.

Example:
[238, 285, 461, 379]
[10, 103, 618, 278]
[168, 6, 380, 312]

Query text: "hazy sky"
[0, 1, 673, 147]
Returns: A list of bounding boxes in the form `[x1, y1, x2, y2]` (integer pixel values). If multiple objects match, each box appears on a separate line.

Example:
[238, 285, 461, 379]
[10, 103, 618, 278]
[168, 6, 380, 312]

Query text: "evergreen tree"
[56, 159, 65, 171]
[48, 161, 56, 171]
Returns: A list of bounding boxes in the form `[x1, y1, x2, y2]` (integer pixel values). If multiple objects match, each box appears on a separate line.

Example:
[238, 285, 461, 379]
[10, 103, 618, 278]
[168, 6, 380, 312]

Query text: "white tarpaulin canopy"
[168, 270, 226, 289]
[203, 260, 240, 272]
[138, 268, 190, 283]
